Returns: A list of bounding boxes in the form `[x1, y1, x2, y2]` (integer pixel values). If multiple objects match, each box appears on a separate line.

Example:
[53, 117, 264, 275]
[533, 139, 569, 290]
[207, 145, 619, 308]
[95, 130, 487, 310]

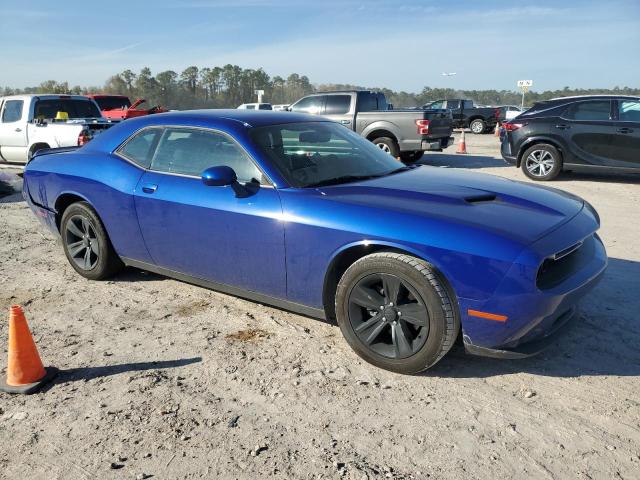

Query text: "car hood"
[318, 166, 584, 246]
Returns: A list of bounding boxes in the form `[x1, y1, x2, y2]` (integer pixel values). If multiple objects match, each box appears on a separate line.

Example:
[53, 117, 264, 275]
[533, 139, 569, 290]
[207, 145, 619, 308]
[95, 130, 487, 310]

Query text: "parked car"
[238, 103, 273, 110]
[422, 99, 499, 134]
[501, 95, 640, 180]
[496, 105, 523, 123]
[0, 94, 113, 163]
[87, 94, 168, 121]
[289, 90, 454, 162]
[272, 104, 290, 111]
[23, 110, 606, 373]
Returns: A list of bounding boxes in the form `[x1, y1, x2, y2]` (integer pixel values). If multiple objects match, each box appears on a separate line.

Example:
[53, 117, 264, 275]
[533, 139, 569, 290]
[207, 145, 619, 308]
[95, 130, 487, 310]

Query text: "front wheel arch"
[322, 243, 460, 323]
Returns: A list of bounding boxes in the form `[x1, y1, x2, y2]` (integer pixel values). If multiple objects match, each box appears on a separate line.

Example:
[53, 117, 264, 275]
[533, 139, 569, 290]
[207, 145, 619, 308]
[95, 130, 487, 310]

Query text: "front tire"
[372, 137, 400, 158]
[335, 252, 459, 374]
[521, 144, 562, 181]
[60, 202, 123, 280]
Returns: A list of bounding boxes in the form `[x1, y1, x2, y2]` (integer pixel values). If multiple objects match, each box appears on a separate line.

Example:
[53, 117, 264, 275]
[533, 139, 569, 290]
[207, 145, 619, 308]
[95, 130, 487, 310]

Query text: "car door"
[133, 126, 287, 298]
[560, 100, 617, 166]
[0, 99, 28, 162]
[322, 94, 355, 129]
[610, 99, 640, 169]
[445, 100, 464, 126]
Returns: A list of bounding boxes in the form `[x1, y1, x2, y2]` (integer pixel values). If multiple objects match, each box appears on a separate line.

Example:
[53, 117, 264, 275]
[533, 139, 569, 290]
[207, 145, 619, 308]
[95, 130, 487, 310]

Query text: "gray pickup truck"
[288, 90, 454, 162]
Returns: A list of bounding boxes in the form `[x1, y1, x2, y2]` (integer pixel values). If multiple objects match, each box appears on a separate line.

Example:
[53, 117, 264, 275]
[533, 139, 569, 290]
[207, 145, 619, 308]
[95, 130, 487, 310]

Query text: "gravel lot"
[1, 135, 639, 479]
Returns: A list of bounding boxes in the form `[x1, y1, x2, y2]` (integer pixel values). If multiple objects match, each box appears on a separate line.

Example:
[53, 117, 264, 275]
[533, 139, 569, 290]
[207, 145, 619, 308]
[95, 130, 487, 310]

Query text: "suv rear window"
[563, 101, 611, 121]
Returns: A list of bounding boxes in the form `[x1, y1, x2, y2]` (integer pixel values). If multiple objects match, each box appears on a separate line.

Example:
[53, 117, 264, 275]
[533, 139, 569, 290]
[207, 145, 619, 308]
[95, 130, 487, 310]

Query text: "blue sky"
[1, 0, 638, 92]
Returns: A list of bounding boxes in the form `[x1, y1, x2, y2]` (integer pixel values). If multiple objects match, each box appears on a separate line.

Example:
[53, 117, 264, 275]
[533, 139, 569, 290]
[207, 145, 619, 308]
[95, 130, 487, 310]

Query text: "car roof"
[547, 94, 640, 102]
[0, 94, 95, 101]
[152, 109, 322, 127]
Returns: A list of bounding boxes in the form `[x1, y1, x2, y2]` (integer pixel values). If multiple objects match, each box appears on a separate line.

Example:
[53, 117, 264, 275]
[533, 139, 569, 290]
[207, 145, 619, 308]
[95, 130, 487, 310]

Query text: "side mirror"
[201, 166, 237, 187]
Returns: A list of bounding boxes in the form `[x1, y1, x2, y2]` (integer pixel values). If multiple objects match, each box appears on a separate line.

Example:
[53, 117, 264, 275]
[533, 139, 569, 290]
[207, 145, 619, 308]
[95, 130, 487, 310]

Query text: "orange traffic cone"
[494, 121, 501, 137]
[456, 130, 468, 154]
[0, 305, 57, 394]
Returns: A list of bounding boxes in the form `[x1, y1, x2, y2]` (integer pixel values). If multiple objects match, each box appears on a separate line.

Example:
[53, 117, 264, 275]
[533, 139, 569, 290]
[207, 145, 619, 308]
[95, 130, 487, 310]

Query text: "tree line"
[2, 65, 639, 110]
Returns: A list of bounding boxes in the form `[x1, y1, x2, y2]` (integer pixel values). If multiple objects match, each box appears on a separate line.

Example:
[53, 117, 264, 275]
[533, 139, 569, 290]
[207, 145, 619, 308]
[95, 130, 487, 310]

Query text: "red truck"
[87, 94, 167, 121]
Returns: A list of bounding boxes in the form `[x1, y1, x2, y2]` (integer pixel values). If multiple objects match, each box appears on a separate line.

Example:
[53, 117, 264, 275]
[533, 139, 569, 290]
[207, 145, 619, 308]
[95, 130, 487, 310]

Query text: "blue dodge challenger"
[23, 110, 607, 373]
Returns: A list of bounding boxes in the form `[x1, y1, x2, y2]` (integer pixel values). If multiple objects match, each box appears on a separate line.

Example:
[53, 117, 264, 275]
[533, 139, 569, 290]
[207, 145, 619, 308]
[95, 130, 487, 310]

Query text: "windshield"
[34, 98, 102, 119]
[94, 97, 131, 111]
[250, 122, 406, 188]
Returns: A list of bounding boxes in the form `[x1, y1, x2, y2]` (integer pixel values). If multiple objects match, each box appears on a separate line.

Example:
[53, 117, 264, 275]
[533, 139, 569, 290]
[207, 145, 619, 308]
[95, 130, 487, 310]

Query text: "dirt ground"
[1, 135, 639, 480]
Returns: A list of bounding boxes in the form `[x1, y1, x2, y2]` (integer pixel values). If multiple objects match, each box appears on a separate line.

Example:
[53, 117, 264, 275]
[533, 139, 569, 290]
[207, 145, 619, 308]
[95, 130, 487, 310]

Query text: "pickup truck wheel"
[28, 143, 49, 162]
[400, 151, 424, 163]
[61, 202, 124, 280]
[372, 137, 400, 158]
[470, 119, 486, 134]
[335, 252, 459, 374]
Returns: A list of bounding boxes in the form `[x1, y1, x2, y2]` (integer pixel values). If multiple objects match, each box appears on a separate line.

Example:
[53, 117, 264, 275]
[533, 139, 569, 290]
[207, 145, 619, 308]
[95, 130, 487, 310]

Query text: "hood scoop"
[464, 193, 497, 204]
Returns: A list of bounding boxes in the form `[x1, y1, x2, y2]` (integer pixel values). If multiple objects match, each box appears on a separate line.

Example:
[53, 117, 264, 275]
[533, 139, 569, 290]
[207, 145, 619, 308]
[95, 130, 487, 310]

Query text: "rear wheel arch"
[54, 193, 91, 231]
[517, 138, 564, 167]
[365, 129, 399, 145]
[322, 244, 459, 322]
[28, 143, 50, 160]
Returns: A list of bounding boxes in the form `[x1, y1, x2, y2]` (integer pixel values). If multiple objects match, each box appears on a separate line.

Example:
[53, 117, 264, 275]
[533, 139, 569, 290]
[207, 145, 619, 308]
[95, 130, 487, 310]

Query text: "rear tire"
[372, 137, 400, 158]
[521, 144, 562, 181]
[470, 119, 486, 134]
[60, 202, 123, 280]
[400, 151, 424, 163]
[28, 143, 49, 162]
[335, 252, 459, 374]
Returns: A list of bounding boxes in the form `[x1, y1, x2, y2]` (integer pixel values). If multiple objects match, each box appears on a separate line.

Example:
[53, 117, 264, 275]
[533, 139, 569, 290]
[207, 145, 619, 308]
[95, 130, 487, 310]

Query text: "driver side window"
[150, 128, 264, 184]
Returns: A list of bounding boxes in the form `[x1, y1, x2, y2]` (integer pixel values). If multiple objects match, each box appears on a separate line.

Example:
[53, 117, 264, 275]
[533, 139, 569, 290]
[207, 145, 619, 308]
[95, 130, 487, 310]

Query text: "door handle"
[14, 128, 22, 132]
[142, 184, 157, 194]
[555, 124, 570, 130]
[340, 120, 351, 125]
[617, 127, 634, 134]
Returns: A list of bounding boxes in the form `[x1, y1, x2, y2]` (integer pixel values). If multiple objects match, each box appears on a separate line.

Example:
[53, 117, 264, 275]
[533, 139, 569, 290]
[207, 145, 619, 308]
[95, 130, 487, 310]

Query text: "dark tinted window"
[34, 98, 101, 119]
[94, 97, 131, 111]
[117, 128, 162, 168]
[151, 128, 263, 183]
[258, 104, 272, 110]
[618, 100, 640, 122]
[290, 96, 324, 114]
[564, 101, 611, 121]
[324, 95, 351, 115]
[462, 100, 473, 109]
[1, 100, 23, 123]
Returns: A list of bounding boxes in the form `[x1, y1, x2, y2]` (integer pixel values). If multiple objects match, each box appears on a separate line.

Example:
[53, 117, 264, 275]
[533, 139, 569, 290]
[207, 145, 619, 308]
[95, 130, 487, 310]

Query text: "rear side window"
[324, 95, 351, 115]
[290, 96, 324, 114]
[1, 100, 23, 123]
[618, 100, 640, 122]
[117, 128, 162, 168]
[258, 104, 272, 110]
[564, 101, 611, 121]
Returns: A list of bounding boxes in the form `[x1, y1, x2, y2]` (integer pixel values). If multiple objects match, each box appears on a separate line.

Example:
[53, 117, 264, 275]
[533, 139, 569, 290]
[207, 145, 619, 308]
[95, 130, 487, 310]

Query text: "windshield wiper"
[306, 166, 413, 188]
[306, 175, 380, 188]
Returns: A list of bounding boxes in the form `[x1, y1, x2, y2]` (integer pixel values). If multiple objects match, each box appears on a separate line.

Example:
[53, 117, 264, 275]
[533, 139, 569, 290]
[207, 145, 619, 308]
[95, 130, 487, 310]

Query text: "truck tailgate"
[423, 109, 453, 138]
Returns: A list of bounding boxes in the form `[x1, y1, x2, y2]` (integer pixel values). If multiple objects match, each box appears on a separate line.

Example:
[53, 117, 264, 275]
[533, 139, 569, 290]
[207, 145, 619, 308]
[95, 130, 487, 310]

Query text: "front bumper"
[459, 208, 607, 358]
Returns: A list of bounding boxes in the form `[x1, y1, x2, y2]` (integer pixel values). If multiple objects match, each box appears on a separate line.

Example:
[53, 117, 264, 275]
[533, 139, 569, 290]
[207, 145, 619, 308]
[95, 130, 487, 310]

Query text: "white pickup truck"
[0, 94, 114, 164]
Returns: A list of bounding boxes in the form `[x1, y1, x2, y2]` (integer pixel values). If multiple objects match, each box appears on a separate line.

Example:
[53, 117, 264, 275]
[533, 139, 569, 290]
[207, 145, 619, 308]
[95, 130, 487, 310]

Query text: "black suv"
[501, 95, 640, 180]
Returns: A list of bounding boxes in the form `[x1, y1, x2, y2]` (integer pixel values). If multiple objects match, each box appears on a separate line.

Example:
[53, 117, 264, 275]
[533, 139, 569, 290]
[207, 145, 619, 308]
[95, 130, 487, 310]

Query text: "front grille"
[536, 235, 595, 290]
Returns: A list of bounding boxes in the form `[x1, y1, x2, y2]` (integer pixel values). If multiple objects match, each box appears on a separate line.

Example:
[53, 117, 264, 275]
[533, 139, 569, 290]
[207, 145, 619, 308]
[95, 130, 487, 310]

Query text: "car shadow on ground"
[43, 357, 202, 390]
[418, 153, 509, 169]
[427, 257, 640, 379]
[557, 170, 640, 184]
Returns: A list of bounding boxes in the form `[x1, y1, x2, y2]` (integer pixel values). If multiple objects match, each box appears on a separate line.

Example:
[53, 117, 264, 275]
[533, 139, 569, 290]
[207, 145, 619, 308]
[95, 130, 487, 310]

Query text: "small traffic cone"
[456, 130, 468, 154]
[494, 122, 501, 137]
[0, 305, 57, 394]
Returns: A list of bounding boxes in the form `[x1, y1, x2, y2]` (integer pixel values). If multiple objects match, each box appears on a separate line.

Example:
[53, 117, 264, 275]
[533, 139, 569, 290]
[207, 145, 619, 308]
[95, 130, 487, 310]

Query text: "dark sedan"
[501, 95, 640, 180]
